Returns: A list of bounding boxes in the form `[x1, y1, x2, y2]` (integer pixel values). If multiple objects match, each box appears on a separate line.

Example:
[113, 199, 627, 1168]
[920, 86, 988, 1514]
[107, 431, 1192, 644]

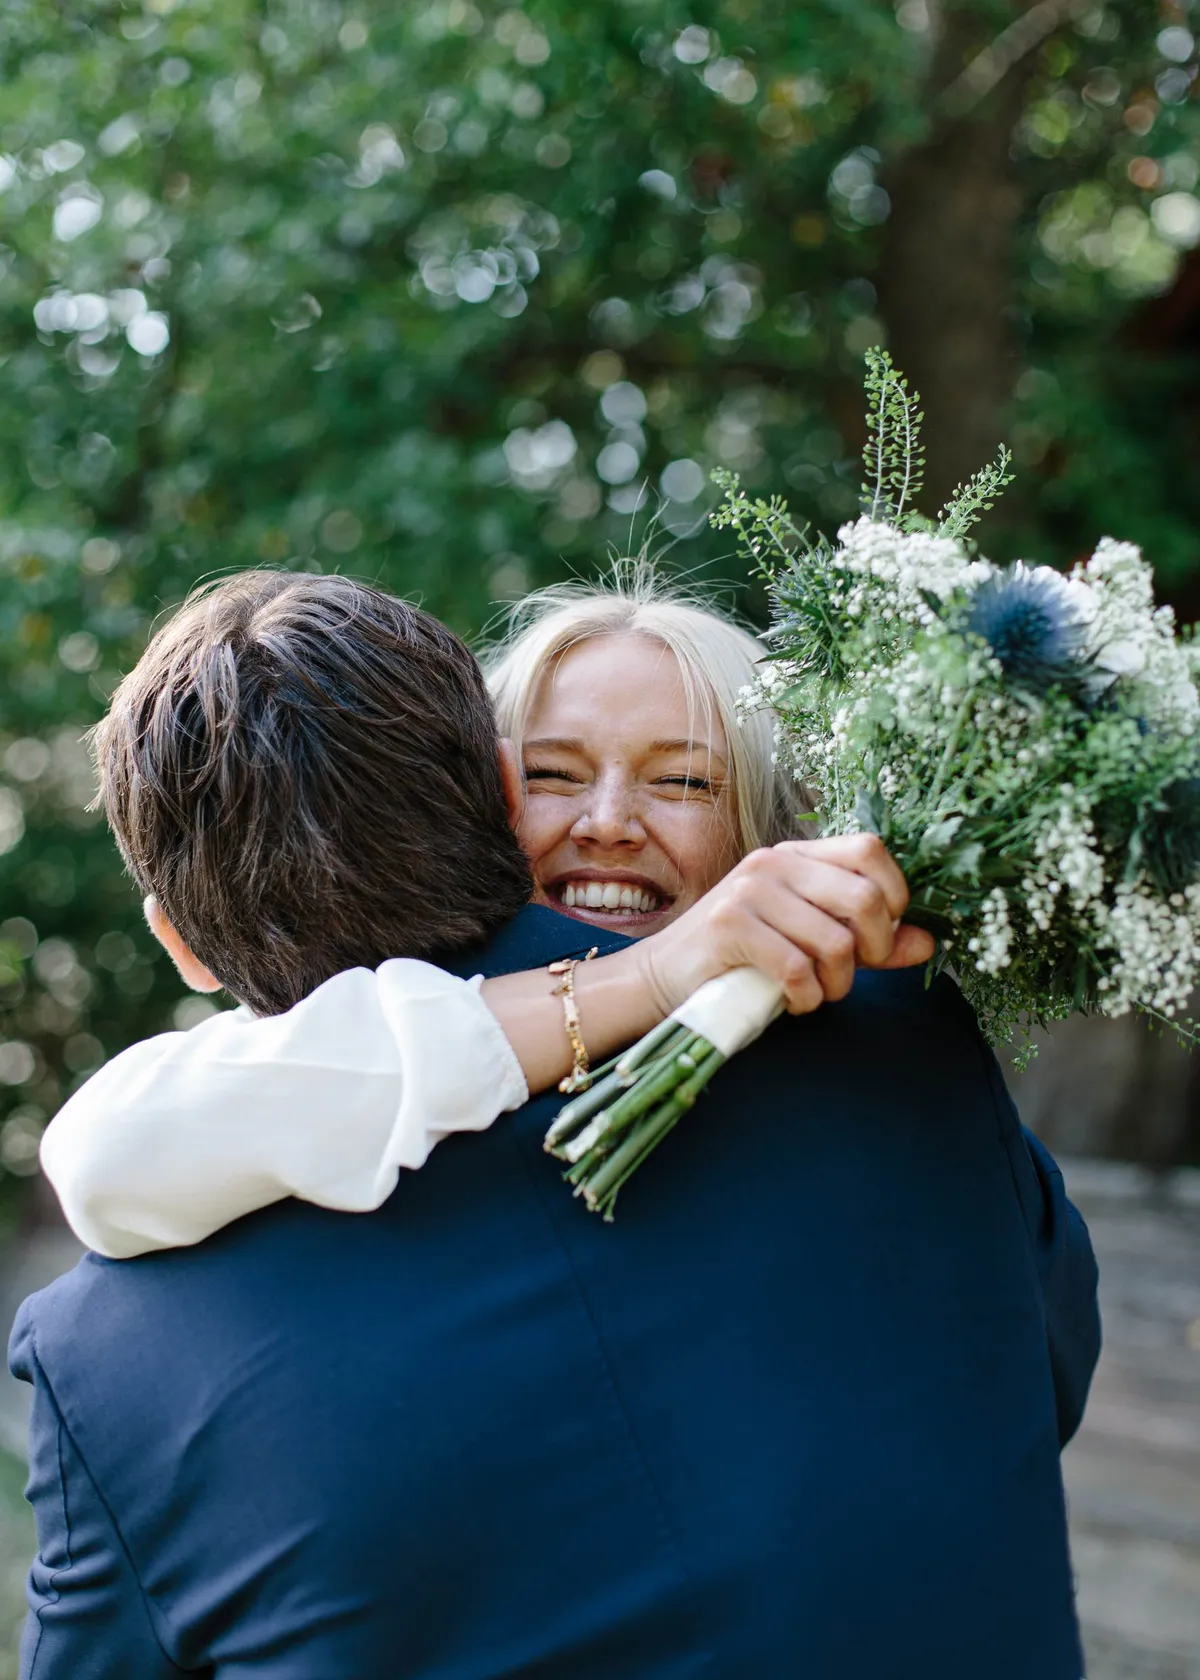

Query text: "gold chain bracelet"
[549, 947, 599, 1094]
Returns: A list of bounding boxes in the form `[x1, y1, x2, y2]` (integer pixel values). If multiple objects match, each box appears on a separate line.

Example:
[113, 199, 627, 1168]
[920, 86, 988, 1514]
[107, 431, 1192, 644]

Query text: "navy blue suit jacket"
[10, 906, 1099, 1678]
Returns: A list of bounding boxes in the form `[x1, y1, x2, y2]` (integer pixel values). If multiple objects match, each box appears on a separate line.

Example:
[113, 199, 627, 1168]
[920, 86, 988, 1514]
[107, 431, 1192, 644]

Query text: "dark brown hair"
[94, 571, 531, 1014]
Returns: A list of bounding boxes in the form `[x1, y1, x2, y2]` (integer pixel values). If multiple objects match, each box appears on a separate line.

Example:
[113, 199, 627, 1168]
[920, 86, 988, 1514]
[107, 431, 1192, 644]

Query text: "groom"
[11, 572, 1098, 1679]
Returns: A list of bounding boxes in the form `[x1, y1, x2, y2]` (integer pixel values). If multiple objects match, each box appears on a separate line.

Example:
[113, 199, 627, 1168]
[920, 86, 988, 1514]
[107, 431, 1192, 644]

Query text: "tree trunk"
[877, 4, 1044, 508]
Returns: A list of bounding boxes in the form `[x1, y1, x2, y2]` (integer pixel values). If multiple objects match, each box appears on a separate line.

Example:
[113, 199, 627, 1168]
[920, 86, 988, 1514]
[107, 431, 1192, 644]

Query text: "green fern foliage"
[936, 446, 1016, 542]
[709, 468, 811, 578]
[710, 470, 849, 683]
[712, 354, 1022, 690]
[861, 347, 925, 524]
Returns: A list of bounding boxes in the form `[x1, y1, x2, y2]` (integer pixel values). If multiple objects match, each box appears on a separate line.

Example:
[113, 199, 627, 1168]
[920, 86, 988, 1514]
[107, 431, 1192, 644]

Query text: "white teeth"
[560, 881, 661, 915]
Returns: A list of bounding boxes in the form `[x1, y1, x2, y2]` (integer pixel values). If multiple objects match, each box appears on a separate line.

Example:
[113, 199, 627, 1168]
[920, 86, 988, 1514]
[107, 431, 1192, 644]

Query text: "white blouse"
[39, 961, 529, 1260]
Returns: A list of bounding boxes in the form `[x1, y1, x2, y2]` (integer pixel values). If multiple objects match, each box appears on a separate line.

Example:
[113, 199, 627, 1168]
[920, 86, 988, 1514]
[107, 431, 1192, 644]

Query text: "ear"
[143, 896, 224, 994]
[497, 737, 525, 832]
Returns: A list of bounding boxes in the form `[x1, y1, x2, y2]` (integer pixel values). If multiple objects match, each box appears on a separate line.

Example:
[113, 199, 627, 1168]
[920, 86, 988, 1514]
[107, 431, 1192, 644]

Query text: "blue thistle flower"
[965, 564, 1090, 698]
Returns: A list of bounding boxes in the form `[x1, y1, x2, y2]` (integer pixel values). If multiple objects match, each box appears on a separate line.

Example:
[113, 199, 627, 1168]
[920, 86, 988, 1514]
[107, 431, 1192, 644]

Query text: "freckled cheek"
[653, 804, 741, 905]
[516, 798, 575, 880]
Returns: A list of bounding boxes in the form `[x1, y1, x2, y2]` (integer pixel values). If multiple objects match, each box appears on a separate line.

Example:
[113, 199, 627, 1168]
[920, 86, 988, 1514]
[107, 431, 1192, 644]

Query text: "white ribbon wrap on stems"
[670, 966, 786, 1059]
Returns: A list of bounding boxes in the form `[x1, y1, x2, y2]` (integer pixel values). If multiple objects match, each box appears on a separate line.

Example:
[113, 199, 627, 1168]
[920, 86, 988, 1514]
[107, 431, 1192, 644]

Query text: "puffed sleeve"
[8, 1298, 185, 1679]
[40, 959, 529, 1259]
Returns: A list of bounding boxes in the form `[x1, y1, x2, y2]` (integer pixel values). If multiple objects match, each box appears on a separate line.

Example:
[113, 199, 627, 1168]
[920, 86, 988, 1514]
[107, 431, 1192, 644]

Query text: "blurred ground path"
[1063, 1162, 1200, 1680]
[0, 1168, 1197, 1677]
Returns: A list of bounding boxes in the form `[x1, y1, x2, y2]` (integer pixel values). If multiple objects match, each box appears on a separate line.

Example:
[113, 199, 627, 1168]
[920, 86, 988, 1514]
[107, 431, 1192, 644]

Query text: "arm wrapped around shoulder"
[39, 958, 529, 1259]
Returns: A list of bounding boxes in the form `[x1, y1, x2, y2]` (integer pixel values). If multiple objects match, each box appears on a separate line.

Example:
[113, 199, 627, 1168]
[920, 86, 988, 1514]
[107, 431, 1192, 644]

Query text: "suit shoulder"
[786, 965, 979, 1040]
[10, 1209, 341, 1450]
[10, 1200, 294, 1379]
[9, 1251, 125, 1377]
[736, 968, 988, 1102]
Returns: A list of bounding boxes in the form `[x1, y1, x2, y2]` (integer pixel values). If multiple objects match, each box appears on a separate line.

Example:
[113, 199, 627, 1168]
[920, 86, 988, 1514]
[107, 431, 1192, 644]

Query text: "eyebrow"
[523, 736, 728, 764]
[646, 739, 727, 762]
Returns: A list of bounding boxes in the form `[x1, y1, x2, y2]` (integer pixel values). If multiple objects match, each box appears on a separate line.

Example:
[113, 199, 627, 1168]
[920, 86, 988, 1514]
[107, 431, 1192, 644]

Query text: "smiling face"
[517, 633, 743, 935]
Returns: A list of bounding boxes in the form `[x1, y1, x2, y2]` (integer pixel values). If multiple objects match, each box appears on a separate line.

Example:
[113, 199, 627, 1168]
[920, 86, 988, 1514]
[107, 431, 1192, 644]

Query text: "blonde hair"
[482, 564, 797, 855]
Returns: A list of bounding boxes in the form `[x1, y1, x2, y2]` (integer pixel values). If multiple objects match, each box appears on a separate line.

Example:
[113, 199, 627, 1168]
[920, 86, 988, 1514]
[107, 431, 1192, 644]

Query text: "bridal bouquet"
[547, 350, 1200, 1218]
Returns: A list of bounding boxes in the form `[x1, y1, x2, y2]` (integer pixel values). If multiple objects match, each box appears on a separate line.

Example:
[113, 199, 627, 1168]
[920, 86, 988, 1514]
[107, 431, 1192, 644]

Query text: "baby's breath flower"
[969, 889, 1014, 974]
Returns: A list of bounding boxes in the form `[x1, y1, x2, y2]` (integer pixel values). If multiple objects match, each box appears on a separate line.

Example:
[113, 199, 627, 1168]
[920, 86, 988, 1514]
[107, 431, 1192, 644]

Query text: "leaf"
[917, 815, 964, 862]
[773, 682, 810, 709]
[854, 784, 889, 838]
[944, 840, 985, 882]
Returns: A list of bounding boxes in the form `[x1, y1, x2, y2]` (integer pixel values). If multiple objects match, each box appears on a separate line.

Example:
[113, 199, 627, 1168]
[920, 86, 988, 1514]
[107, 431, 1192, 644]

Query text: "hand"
[635, 835, 936, 1018]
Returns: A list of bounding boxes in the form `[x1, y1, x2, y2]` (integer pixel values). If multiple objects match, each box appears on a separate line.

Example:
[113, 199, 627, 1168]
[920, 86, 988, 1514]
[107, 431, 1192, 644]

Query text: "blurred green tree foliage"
[0, 0, 1197, 1218]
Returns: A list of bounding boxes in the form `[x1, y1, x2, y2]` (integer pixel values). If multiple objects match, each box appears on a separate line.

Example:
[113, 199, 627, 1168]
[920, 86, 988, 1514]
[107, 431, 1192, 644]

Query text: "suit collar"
[437, 903, 632, 981]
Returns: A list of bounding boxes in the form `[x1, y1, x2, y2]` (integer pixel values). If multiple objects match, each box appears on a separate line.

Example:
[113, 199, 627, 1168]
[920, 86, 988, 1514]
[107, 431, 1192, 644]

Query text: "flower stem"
[556, 1034, 705, 1165]
[579, 1041, 726, 1218]
[926, 688, 974, 813]
[544, 1022, 698, 1154]
[614, 1016, 686, 1077]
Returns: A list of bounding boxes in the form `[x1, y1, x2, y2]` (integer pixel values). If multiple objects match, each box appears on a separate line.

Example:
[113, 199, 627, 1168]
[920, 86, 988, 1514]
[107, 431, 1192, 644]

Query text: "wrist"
[574, 941, 675, 1051]
[629, 927, 692, 1019]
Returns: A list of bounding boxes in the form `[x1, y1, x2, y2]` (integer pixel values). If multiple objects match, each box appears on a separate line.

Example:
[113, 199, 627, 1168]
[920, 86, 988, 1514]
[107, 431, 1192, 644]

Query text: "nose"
[569, 773, 645, 849]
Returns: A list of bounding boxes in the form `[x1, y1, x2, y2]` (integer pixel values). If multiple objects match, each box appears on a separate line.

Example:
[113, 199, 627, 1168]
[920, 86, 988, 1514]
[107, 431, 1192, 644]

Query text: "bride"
[43, 568, 935, 1255]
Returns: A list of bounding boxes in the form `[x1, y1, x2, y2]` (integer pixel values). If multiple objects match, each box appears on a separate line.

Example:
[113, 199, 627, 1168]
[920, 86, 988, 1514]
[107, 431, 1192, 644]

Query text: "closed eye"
[525, 765, 583, 784]
[656, 774, 713, 792]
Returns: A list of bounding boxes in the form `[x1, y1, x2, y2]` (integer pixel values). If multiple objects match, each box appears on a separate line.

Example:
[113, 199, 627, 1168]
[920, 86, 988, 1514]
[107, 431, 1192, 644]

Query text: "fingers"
[776, 855, 897, 967]
[879, 924, 937, 969]
[646, 834, 926, 1018]
[736, 845, 899, 967]
[786, 833, 910, 921]
[710, 885, 859, 1003]
[736, 912, 933, 1013]
[723, 924, 827, 1015]
[774, 899, 858, 1001]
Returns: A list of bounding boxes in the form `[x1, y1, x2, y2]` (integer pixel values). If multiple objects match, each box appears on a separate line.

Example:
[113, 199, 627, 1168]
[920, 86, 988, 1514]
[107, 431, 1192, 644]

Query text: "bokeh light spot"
[126, 312, 171, 355]
[660, 458, 706, 503]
